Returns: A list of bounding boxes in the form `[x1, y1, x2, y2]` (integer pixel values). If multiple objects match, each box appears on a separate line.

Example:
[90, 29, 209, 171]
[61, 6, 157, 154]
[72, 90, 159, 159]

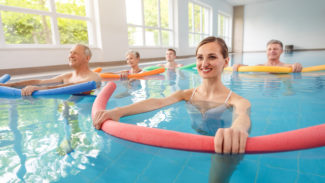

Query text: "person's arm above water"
[264, 62, 303, 73]
[287, 62, 303, 72]
[19, 73, 71, 95]
[214, 93, 251, 154]
[0, 80, 42, 87]
[232, 64, 247, 72]
[101, 70, 129, 79]
[21, 72, 101, 96]
[0, 73, 66, 87]
[120, 70, 129, 80]
[93, 89, 191, 129]
[21, 82, 80, 96]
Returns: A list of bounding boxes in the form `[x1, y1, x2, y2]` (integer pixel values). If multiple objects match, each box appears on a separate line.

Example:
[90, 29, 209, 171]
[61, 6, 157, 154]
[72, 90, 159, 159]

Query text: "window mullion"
[188, 2, 211, 47]
[225, 17, 228, 37]
[0, 11, 5, 46]
[209, 9, 211, 35]
[49, 0, 60, 45]
[191, 3, 195, 32]
[0, 5, 50, 16]
[223, 15, 224, 37]
[85, 0, 95, 46]
[191, 3, 195, 44]
[200, 6, 202, 40]
[158, 0, 162, 46]
[127, 0, 173, 47]
[141, 0, 145, 46]
[226, 16, 229, 38]
[223, 15, 226, 38]
[168, 0, 174, 46]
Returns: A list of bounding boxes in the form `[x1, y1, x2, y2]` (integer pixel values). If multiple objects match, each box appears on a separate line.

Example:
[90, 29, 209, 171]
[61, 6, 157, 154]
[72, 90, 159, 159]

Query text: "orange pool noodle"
[99, 68, 165, 79]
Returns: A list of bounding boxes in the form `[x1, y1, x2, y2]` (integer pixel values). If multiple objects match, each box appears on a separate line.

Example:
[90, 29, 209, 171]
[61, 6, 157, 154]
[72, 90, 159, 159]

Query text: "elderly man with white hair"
[0, 44, 101, 95]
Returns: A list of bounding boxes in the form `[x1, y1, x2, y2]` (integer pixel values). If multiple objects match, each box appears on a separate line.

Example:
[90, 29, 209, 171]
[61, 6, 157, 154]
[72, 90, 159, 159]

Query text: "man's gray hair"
[76, 44, 92, 59]
[267, 39, 283, 49]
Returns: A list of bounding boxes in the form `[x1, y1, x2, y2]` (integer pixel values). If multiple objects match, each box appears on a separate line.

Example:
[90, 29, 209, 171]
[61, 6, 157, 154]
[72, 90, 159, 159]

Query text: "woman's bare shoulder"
[176, 88, 194, 101]
[229, 92, 251, 107]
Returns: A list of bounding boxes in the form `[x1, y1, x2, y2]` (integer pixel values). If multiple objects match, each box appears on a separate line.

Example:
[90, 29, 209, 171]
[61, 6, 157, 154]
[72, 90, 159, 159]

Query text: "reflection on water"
[226, 72, 299, 98]
[9, 102, 26, 182]
[0, 96, 103, 182]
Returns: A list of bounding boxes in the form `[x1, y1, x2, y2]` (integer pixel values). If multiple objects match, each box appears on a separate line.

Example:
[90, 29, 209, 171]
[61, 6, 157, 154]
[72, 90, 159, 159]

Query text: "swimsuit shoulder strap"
[224, 90, 232, 104]
[190, 87, 198, 101]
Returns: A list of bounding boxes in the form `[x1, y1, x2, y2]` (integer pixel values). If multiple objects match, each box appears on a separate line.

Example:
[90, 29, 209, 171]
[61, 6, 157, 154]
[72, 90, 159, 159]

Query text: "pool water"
[1, 51, 325, 183]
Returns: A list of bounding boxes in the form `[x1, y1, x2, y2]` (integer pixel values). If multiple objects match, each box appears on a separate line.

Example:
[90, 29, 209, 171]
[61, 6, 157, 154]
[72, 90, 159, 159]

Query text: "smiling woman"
[92, 37, 250, 182]
[92, 36, 251, 183]
[93, 36, 251, 154]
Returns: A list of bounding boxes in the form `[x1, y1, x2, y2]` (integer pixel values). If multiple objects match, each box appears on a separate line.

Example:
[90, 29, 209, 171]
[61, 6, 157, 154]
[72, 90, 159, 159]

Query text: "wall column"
[232, 5, 244, 53]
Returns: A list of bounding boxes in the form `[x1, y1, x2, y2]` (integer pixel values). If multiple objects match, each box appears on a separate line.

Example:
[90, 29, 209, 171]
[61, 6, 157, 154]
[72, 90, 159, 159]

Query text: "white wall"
[0, 0, 232, 70]
[243, 0, 325, 51]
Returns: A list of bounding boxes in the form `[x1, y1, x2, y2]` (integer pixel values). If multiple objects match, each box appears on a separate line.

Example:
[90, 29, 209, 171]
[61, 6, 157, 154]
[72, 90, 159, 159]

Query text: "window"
[126, 0, 174, 47]
[188, 1, 211, 47]
[0, 0, 96, 47]
[218, 13, 232, 49]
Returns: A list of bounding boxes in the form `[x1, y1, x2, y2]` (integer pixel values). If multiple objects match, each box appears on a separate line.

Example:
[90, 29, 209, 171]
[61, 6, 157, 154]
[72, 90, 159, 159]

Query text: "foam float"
[99, 67, 165, 79]
[180, 63, 325, 73]
[0, 80, 97, 97]
[92, 82, 325, 154]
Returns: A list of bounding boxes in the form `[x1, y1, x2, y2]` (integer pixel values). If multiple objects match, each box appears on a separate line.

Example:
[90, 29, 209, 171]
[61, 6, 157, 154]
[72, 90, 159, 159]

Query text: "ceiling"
[225, 0, 275, 6]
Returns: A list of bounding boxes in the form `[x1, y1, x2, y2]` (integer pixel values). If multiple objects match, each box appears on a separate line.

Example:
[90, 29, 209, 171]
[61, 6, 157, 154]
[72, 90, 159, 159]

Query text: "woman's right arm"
[93, 89, 191, 129]
[214, 94, 251, 154]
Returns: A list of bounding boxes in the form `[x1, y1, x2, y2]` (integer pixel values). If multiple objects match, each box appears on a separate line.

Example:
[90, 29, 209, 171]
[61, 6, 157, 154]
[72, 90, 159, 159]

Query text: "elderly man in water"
[233, 40, 303, 72]
[0, 44, 101, 95]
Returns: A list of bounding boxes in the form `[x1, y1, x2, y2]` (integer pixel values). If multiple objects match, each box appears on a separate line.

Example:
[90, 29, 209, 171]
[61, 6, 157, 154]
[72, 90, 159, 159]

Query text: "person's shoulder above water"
[232, 39, 303, 72]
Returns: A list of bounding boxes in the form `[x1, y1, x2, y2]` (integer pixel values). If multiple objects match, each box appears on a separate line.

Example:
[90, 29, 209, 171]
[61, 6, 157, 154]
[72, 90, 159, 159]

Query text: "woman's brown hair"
[196, 36, 229, 59]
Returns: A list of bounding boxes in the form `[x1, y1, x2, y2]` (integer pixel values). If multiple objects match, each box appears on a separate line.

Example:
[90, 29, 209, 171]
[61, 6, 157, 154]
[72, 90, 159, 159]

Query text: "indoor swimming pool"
[1, 51, 325, 183]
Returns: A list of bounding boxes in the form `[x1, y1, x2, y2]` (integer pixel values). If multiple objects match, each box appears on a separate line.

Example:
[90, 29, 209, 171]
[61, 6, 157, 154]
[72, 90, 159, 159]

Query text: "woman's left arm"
[214, 94, 251, 154]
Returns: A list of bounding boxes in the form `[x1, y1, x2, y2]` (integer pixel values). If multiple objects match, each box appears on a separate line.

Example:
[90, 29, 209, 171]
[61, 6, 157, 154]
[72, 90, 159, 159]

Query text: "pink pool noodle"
[92, 82, 325, 154]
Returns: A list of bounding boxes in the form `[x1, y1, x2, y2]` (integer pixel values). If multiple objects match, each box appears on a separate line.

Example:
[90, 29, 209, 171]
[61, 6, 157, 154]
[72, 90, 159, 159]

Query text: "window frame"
[0, 0, 97, 48]
[188, 1, 211, 48]
[217, 11, 232, 50]
[126, 0, 174, 48]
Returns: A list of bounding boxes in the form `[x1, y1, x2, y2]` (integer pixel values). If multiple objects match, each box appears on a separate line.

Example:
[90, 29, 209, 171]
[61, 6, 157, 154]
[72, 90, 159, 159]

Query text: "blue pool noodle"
[0, 81, 97, 97]
[0, 74, 11, 83]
